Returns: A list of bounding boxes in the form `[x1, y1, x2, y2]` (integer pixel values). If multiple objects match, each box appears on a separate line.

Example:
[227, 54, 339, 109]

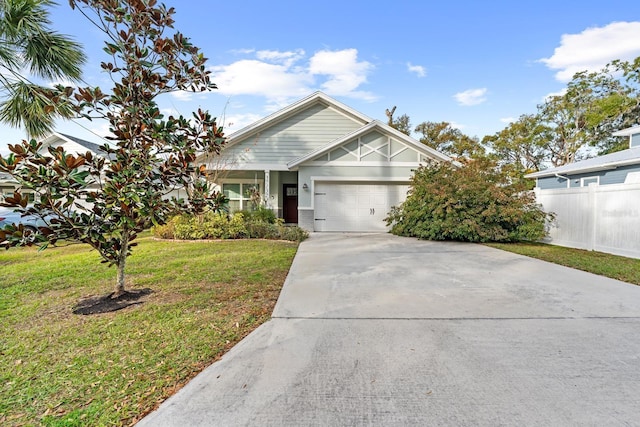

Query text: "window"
[286, 186, 298, 197]
[581, 176, 599, 187]
[222, 182, 261, 211]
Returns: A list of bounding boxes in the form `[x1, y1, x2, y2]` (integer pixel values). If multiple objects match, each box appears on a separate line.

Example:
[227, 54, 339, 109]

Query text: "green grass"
[486, 241, 640, 285]
[0, 235, 299, 426]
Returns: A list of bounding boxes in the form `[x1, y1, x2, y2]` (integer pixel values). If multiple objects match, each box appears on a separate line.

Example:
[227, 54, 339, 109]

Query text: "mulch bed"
[72, 288, 153, 315]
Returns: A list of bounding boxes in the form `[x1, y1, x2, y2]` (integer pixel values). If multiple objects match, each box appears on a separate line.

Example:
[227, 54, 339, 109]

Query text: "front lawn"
[486, 242, 640, 285]
[0, 235, 298, 426]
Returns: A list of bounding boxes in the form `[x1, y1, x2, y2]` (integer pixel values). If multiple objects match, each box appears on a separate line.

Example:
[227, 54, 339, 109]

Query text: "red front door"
[283, 184, 298, 223]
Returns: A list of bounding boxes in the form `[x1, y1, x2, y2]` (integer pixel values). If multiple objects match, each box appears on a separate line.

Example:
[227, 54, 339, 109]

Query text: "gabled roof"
[41, 132, 114, 160]
[56, 132, 105, 153]
[287, 120, 454, 169]
[525, 146, 640, 178]
[224, 91, 372, 147]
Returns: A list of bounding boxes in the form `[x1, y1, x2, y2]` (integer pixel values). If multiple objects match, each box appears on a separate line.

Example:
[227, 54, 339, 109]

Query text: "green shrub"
[386, 158, 552, 242]
[152, 210, 308, 242]
[239, 206, 277, 224]
[253, 206, 277, 224]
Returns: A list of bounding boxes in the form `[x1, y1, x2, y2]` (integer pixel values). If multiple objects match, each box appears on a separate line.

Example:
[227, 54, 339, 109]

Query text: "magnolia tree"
[0, 0, 225, 297]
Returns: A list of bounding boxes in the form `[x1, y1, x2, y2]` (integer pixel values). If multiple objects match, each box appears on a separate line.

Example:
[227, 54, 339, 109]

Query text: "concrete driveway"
[138, 233, 640, 426]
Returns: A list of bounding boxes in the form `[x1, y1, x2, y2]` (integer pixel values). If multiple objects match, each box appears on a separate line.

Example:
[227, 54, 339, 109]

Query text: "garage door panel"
[314, 182, 409, 232]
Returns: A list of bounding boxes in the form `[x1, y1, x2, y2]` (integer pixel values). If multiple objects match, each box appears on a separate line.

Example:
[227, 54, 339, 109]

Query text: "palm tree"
[0, 0, 85, 137]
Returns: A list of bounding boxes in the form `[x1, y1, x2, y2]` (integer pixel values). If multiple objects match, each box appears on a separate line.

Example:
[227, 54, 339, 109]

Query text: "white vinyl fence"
[535, 183, 640, 259]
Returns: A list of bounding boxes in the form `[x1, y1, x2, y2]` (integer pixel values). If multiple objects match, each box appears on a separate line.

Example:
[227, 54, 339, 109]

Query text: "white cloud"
[210, 59, 312, 106]
[230, 48, 255, 55]
[407, 62, 426, 77]
[48, 79, 77, 88]
[453, 88, 488, 106]
[500, 117, 516, 124]
[160, 108, 180, 118]
[171, 90, 193, 102]
[220, 113, 262, 133]
[540, 21, 640, 82]
[542, 88, 567, 102]
[256, 49, 305, 67]
[308, 49, 375, 100]
[449, 121, 465, 130]
[209, 48, 375, 105]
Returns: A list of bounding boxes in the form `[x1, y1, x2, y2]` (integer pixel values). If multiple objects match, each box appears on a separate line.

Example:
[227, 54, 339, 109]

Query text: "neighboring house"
[525, 126, 640, 258]
[526, 125, 640, 188]
[201, 92, 453, 232]
[0, 132, 110, 202]
[0, 172, 16, 201]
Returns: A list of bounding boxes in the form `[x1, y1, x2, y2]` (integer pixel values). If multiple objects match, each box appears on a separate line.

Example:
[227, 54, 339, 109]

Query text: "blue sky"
[1, 0, 640, 155]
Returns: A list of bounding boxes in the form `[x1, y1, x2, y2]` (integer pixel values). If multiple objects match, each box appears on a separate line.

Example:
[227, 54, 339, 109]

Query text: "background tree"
[596, 57, 640, 153]
[391, 113, 412, 136]
[0, 0, 86, 137]
[386, 157, 550, 242]
[482, 114, 550, 183]
[0, 0, 225, 298]
[483, 57, 640, 172]
[538, 67, 632, 165]
[414, 120, 485, 159]
[385, 105, 412, 135]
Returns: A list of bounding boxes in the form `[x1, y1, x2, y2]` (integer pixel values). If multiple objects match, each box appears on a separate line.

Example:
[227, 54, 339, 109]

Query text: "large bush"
[152, 211, 308, 242]
[386, 158, 551, 242]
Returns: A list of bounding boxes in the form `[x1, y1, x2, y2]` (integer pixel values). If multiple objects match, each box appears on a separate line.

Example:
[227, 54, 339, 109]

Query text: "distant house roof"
[525, 146, 640, 178]
[56, 132, 106, 154]
[612, 125, 640, 137]
[41, 132, 115, 160]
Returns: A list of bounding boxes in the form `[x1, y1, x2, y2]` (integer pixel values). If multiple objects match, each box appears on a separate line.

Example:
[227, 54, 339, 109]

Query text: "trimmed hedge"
[152, 211, 308, 242]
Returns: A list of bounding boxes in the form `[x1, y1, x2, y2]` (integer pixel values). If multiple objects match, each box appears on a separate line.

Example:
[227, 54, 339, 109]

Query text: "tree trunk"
[113, 235, 129, 297]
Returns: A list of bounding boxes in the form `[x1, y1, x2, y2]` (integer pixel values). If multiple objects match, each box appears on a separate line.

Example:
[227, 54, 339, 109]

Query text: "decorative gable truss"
[314, 132, 430, 164]
[288, 121, 449, 169]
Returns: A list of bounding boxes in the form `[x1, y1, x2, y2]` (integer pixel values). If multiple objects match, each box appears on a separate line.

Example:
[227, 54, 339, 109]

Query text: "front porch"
[213, 170, 299, 223]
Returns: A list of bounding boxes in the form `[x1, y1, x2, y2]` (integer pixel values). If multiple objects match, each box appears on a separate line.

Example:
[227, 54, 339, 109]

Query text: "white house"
[201, 92, 453, 232]
[0, 132, 110, 202]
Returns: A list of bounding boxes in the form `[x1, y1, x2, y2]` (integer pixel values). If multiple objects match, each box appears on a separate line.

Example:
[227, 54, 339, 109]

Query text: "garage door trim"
[312, 180, 410, 232]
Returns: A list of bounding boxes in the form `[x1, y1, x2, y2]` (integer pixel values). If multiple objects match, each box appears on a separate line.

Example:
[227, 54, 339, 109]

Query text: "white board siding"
[222, 104, 362, 165]
[314, 182, 409, 232]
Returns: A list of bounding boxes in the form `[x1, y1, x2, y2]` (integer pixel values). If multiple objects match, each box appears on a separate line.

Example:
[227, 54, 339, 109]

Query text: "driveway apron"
[138, 233, 640, 426]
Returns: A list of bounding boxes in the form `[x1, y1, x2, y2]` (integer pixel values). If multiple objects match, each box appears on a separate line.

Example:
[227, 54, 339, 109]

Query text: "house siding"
[221, 103, 362, 165]
[632, 134, 640, 148]
[297, 165, 415, 208]
[538, 176, 569, 190]
[537, 164, 640, 189]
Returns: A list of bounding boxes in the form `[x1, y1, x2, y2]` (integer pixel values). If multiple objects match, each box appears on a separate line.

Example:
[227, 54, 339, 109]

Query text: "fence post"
[589, 183, 597, 251]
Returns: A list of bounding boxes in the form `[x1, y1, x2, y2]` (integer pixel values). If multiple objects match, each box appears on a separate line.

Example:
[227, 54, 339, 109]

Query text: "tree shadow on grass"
[72, 288, 153, 315]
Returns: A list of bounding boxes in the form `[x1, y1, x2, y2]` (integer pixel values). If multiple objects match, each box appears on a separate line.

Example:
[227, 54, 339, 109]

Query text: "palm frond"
[0, 80, 75, 137]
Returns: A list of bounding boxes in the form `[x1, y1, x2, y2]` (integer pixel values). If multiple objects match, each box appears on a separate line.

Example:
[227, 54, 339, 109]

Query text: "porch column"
[264, 170, 270, 207]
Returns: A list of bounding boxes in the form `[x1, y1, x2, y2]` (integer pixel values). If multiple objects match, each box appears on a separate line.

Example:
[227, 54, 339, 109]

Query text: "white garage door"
[314, 182, 410, 232]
